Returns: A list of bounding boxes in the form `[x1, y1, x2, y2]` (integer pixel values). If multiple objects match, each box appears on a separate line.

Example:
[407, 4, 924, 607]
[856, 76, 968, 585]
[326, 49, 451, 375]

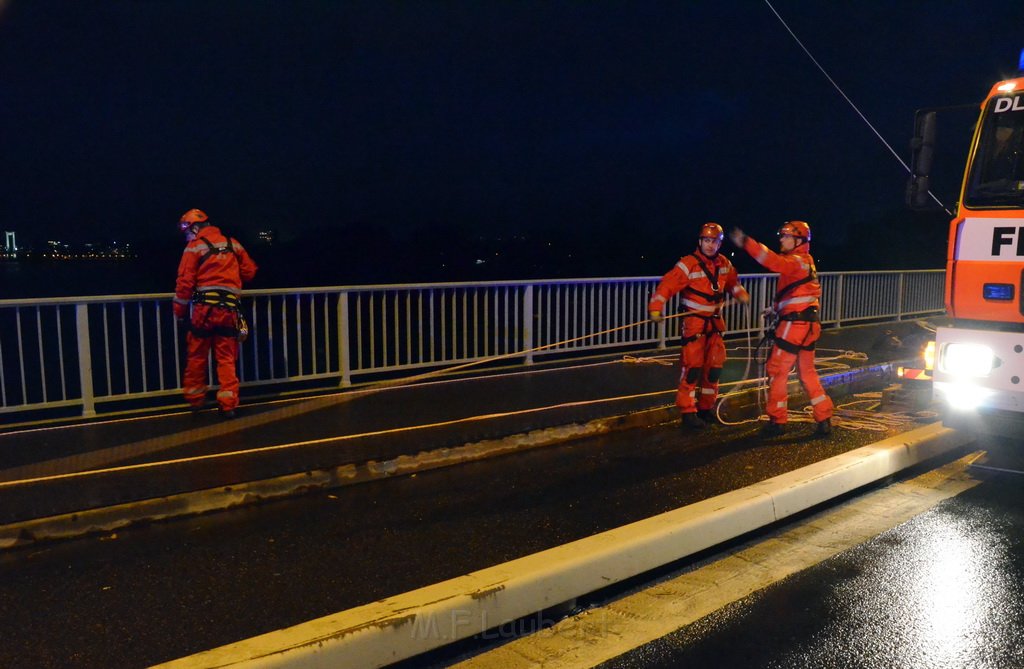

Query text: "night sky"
[2, 1, 1024, 283]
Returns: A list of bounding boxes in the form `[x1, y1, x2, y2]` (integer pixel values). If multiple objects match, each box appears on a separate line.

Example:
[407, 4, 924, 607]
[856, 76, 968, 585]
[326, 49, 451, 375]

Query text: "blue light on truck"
[983, 283, 1014, 300]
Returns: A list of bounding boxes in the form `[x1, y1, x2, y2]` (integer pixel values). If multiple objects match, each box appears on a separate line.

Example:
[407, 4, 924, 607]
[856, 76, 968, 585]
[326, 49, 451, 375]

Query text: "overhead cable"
[763, 0, 951, 213]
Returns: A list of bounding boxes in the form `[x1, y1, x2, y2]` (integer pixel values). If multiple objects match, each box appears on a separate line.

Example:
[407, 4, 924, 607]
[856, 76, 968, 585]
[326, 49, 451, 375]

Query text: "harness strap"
[680, 318, 723, 345]
[774, 272, 816, 305]
[683, 286, 725, 303]
[193, 289, 240, 309]
[684, 254, 725, 303]
[190, 325, 239, 338]
[779, 306, 819, 322]
[774, 337, 816, 354]
[692, 254, 720, 292]
[773, 259, 817, 306]
[196, 236, 238, 269]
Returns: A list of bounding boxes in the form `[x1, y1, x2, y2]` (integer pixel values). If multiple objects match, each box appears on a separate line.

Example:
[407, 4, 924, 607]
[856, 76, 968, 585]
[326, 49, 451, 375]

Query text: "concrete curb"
[0, 413, 660, 550]
[0, 363, 898, 550]
[153, 422, 972, 669]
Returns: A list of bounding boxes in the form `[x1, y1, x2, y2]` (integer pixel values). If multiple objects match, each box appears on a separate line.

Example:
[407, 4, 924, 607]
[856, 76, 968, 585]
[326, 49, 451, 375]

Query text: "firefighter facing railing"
[173, 208, 258, 418]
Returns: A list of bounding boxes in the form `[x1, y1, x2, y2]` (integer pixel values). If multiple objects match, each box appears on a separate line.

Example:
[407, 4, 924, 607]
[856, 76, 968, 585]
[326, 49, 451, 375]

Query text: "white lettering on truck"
[994, 96, 1024, 113]
[955, 218, 1024, 260]
[991, 226, 1024, 256]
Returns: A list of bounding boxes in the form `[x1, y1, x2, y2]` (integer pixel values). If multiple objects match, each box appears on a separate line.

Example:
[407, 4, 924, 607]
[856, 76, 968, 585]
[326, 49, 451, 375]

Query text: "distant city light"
[0, 231, 137, 261]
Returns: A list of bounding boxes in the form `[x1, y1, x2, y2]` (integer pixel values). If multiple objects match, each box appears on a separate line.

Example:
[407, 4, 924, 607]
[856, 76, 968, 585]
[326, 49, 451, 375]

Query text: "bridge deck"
[0, 319, 931, 525]
[0, 319, 942, 667]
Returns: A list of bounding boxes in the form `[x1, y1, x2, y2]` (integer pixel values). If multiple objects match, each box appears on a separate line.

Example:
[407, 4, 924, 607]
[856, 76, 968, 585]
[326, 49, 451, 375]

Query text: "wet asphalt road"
[0, 319, 945, 668]
[600, 437, 1024, 669]
[0, 416, 906, 669]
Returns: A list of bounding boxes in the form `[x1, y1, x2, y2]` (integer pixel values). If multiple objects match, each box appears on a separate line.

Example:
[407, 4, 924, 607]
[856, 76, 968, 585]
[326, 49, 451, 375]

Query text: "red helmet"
[178, 208, 208, 232]
[699, 222, 724, 241]
[778, 220, 811, 242]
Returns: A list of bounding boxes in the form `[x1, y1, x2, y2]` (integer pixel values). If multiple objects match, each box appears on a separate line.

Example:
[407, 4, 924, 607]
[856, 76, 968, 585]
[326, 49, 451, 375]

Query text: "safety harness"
[768, 266, 819, 353]
[679, 254, 726, 345]
[195, 237, 238, 274]
[193, 289, 240, 310]
[683, 254, 726, 305]
[189, 236, 246, 339]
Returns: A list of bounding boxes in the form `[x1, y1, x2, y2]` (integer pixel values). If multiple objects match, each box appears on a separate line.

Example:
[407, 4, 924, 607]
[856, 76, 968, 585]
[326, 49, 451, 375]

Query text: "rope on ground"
[829, 392, 938, 432]
[621, 354, 675, 366]
[718, 392, 938, 432]
[912, 319, 938, 334]
[815, 348, 869, 374]
[0, 387, 679, 489]
[709, 348, 887, 429]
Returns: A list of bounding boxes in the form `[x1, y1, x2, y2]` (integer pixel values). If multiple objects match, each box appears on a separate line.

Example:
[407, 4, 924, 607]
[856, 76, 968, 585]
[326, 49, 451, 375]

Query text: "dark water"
[1, 260, 170, 299]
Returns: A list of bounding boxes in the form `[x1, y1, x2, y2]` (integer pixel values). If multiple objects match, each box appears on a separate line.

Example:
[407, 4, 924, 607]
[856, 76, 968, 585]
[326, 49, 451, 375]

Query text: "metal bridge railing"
[0, 269, 945, 418]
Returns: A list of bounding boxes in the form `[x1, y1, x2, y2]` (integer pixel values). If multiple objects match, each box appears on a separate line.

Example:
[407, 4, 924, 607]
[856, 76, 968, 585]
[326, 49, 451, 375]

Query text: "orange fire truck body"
[929, 76, 1024, 437]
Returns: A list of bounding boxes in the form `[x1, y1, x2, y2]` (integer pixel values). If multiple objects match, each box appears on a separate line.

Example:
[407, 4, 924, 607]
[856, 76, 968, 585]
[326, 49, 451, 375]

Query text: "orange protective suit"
[742, 235, 833, 424]
[173, 225, 258, 412]
[648, 249, 748, 415]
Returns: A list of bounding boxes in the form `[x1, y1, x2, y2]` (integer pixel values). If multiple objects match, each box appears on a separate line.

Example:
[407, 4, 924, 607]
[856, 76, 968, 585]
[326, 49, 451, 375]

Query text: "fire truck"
[907, 57, 1024, 438]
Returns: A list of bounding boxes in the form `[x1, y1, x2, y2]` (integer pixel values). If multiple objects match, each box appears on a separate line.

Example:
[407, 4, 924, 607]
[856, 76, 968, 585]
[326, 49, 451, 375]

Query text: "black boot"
[815, 417, 832, 437]
[680, 412, 706, 429]
[760, 421, 785, 437]
[697, 409, 718, 425]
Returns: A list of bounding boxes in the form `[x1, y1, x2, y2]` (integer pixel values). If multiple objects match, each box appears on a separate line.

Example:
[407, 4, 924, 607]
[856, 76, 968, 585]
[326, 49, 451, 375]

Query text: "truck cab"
[922, 75, 1024, 437]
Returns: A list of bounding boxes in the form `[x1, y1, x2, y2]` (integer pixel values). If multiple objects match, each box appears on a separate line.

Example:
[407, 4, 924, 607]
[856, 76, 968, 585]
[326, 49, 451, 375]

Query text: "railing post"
[75, 303, 96, 417]
[896, 272, 905, 321]
[338, 291, 352, 387]
[834, 274, 844, 328]
[522, 285, 534, 365]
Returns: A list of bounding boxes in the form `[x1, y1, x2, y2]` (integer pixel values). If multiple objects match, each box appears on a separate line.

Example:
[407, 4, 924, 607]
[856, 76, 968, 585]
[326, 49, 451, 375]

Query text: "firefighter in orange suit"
[648, 222, 750, 429]
[173, 209, 258, 417]
[730, 221, 833, 437]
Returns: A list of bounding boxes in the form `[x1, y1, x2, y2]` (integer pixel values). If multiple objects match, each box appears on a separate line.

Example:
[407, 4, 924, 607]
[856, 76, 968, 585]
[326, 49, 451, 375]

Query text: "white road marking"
[453, 451, 984, 668]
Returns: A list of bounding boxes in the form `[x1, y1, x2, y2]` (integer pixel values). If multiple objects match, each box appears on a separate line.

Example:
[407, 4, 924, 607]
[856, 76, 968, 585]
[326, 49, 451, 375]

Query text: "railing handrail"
[0, 269, 946, 419]
[0, 268, 943, 307]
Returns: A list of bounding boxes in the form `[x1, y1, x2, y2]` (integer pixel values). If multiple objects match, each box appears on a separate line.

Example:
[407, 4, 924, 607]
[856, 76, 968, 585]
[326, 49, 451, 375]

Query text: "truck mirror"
[906, 110, 938, 210]
[910, 110, 937, 176]
[905, 174, 931, 208]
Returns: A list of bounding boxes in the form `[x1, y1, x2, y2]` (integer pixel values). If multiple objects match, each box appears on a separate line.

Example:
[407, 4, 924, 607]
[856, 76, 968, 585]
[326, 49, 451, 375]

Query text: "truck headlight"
[922, 340, 935, 371]
[939, 342, 994, 377]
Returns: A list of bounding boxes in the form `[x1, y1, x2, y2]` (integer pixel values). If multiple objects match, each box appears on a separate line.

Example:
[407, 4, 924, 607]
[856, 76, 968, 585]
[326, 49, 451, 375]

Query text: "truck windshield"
[964, 96, 1024, 208]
